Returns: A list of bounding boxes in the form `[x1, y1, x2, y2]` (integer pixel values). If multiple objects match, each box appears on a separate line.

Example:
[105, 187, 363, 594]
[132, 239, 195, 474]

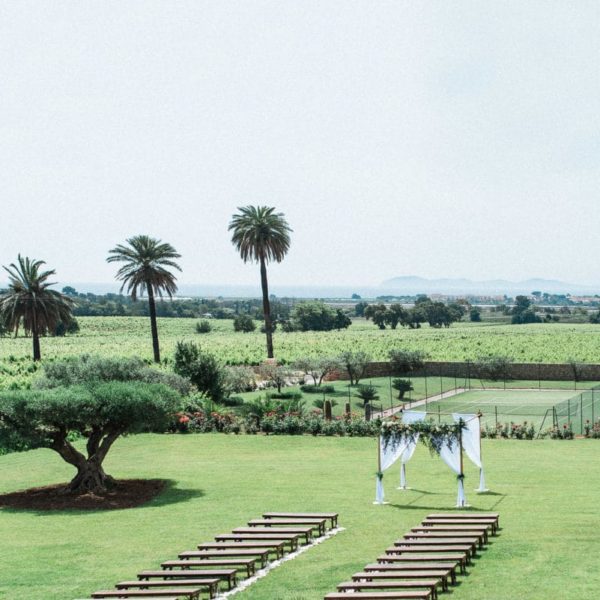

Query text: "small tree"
[259, 363, 290, 393]
[469, 307, 482, 322]
[339, 351, 371, 386]
[293, 357, 340, 386]
[0, 382, 180, 494]
[568, 359, 586, 389]
[389, 349, 426, 375]
[364, 304, 388, 329]
[233, 314, 256, 332]
[475, 355, 513, 382]
[392, 378, 414, 399]
[355, 383, 379, 406]
[173, 341, 226, 403]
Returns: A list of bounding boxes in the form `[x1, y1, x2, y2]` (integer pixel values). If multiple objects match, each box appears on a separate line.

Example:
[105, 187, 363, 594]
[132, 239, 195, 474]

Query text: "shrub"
[300, 384, 335, 394]
[233, 314, 256, 332]
[224, 366, 257, 393]
[266, 391, 303, 401]
[54, 318, 80, 336]
[196, 320, 212, 333]
[173, 341, 226, 402]
[544, 424, 574, 439]
[220, 396, 245, 407]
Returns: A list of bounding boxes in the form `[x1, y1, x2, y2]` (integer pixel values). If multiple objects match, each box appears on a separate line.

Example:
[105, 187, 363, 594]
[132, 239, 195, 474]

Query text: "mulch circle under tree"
[0, 478, 166, 511]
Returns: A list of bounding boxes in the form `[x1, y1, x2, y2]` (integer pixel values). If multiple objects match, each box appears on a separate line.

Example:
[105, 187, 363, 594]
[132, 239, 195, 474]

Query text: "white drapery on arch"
[398, 411, 427, 489]
[453, 413, 488, 492]
[436, 436, 467, 507]
[374, 431, 410, 504]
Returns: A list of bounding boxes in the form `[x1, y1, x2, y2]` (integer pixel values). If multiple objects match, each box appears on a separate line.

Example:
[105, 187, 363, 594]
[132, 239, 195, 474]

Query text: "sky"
[2, 1, 600, 291]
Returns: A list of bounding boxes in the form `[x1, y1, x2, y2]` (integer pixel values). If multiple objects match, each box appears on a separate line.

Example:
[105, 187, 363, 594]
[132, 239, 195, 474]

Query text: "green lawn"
[1, 434, 600, 599]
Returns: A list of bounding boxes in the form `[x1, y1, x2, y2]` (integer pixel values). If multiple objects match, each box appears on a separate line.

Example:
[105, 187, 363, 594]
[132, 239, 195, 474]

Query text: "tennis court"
[421, 388, 600, 433]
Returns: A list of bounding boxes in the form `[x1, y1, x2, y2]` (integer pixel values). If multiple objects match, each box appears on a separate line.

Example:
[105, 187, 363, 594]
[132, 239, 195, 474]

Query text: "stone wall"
[326, 361, 600, 382]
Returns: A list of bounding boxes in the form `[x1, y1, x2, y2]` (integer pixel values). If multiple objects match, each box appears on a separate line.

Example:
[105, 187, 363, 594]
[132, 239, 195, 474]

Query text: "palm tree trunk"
[32, 307, 41, 361]
[259, 256, 274, 359]
[32, 332, 41, 361]
[146, 283, 161, 363]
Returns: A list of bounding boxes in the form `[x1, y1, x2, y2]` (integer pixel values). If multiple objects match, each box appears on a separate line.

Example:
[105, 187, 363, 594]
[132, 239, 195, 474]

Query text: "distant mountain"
[380, 276, 600, 296]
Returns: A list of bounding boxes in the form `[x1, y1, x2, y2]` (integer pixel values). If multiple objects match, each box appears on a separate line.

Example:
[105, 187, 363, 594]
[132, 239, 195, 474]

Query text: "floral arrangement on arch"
[380, 419, 466, 455]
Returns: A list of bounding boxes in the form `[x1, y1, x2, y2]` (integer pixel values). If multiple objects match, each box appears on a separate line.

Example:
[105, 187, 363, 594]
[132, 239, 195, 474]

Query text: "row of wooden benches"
[324, 512, 500, 600]
[81, 511, 339, 600]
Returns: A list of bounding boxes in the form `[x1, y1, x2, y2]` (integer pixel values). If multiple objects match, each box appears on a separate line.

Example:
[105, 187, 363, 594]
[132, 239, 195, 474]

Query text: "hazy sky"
[2, 1, 600, 288]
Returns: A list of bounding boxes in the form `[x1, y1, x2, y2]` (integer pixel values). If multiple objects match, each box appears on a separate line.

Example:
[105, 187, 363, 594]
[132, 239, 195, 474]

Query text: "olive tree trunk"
[52, 428, 121, 494]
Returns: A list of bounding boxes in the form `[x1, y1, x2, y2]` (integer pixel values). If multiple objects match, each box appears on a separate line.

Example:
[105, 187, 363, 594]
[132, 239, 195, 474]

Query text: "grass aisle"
[1, 434, 599, 599]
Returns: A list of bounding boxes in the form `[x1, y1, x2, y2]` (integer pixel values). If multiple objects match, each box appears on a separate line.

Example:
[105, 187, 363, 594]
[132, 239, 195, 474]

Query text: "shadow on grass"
[387, 490, 507, 511]
[148, 480, 205, 508]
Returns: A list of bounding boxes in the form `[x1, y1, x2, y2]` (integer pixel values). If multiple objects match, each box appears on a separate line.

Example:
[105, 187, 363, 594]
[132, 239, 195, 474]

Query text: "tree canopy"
[0, 255, 74, 360]
[107, 235, 181, 362]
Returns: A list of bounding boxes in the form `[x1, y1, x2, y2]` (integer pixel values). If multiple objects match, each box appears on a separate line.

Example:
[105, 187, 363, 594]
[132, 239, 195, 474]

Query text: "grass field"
[4, 317, 600, 367]
[1, 434, 600, 599]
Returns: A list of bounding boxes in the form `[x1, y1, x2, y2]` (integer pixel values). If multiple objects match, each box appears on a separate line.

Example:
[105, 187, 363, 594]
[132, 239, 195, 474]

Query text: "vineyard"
[2, 318, 600, 371]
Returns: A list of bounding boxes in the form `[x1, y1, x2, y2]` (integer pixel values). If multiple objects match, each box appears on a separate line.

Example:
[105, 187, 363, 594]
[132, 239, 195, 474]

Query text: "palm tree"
[107, 235, 181, 363]
[0, 255, 74, 361]
[229, 206, 292, 359]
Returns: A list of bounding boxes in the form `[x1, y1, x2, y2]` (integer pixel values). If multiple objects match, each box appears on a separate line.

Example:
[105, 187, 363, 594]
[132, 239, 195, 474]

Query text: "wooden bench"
[115, 580, 219, 599]
[352, 569, 450, 592]
[422, 518, 497, 535]
[161, 558, 256, 578]
[215, 532, 300, 552]
[392, 541, 476, 561]
[138, 570, 237, 590]
[248, 518, 327, 536]
[262, 511, 338, 528]
[179, 549, 270, 569]
[197, 541, 285, 560]
[386, 544, 473, 564]
[427, 512, 499, 526]
[232, 526, 313, 544]
[337, 579, 440, 600]
[404, 530, 485, 548]
[397, 536, 479, 552]
[92, 591, 201, 600]
[324, 592, 432, 599]
[377, 553, 467, 575]
[363, 563, 458, 585]
[411, 525, 489, 544]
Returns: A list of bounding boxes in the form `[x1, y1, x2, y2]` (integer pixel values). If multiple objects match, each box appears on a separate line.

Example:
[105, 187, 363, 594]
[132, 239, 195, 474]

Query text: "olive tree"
[0, 382, 180, 494]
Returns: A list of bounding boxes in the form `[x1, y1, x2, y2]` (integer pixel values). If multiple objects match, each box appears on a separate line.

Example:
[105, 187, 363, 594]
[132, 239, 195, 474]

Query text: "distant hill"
[380, 276, 600, 296]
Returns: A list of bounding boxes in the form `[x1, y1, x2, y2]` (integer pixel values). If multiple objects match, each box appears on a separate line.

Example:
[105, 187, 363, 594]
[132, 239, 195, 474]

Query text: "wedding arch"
[374, 410, 489, 507]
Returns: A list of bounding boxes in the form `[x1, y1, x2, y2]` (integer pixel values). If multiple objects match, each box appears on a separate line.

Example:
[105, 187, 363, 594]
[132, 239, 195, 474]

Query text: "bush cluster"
[584, 419, 600, 438]
[172, 409, 381, 437]
[482, 421, 536, 439]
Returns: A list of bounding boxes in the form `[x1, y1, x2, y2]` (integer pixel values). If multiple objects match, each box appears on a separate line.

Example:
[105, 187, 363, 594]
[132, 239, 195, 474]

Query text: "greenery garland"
[380, 419, 465, 456]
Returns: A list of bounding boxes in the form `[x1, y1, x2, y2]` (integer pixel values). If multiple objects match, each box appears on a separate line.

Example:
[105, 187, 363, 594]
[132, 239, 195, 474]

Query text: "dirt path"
[374, 388, 467, 419]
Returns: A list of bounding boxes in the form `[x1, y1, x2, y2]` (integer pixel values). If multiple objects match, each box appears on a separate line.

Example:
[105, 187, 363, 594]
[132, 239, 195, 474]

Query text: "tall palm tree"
[229, 206, 292, 359]
[0, 255, 74, 361]
[107, 235, 181, 363]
